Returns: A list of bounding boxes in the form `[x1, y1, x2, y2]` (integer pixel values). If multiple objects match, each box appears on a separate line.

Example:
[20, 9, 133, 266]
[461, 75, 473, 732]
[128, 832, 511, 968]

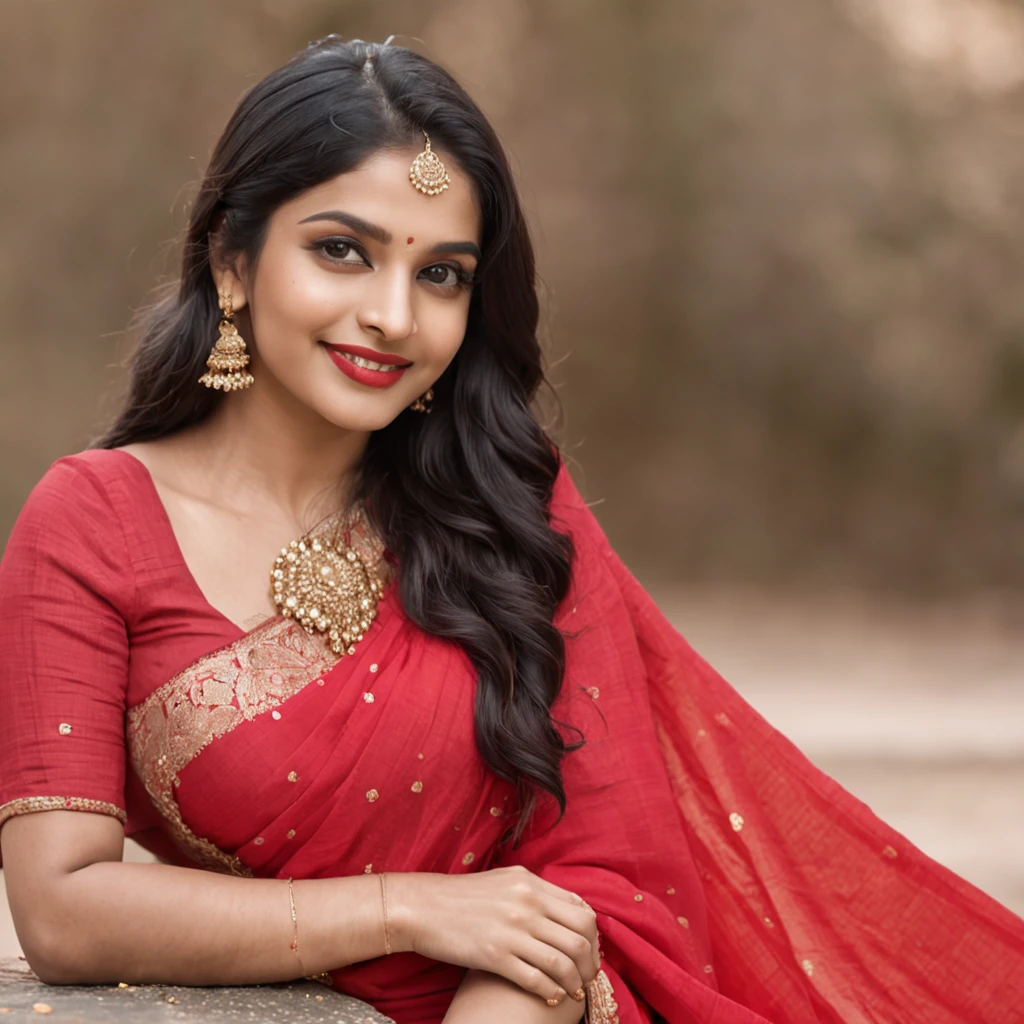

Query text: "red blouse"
[0, 449, 250, 864]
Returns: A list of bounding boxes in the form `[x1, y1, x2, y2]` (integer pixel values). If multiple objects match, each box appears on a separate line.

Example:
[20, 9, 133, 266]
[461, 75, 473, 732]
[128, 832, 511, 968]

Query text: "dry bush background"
[3, 0, 1024, 599]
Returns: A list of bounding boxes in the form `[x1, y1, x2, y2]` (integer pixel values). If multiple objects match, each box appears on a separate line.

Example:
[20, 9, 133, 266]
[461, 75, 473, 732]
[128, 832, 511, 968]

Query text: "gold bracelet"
[287, 877, 307, 976]
[378, 872, 392, 955]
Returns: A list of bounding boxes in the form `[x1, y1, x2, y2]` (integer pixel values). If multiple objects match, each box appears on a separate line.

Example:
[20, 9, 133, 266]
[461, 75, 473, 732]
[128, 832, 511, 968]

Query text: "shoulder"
[0, 451, 140, 620]
[4, 449, 146, 563]
[52, 447, 146, 491]
[549, 457, 609, 550]
[24, 448, 142, 500]
[548, 456, 646, 616]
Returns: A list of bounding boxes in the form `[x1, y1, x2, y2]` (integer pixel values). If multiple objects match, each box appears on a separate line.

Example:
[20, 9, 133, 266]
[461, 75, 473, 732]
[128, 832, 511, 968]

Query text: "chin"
[314, 398, 411, 433]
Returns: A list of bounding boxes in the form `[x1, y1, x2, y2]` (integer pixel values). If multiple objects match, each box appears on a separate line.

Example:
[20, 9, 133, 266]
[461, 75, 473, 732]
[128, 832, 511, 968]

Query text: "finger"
[541, 892, 597, 934]
[514, 935, 585, 1001]
[496, 865, 583, 911]
[502, 955, 570, 1006]
[530, 874, 589, 908]
[530, 915, 599, 989]
[537, 892, 600, 979]
[541, 895, 598, 951]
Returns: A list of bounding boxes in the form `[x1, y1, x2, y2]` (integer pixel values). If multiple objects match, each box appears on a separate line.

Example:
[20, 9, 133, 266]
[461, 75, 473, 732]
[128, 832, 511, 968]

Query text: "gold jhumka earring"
[409, 387, 434, 414]
[409, 132, 450, 196]
[198, 289, 255, 391]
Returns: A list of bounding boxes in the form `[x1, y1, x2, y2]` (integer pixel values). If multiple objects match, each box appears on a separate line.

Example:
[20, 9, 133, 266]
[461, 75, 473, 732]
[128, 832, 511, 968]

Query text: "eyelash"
[310, 236, 476, 291]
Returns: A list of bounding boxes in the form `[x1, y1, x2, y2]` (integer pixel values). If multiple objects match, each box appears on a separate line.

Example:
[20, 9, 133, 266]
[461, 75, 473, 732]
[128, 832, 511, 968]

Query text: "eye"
[313, 237, 368, 265]
[420, 263, 473, 289]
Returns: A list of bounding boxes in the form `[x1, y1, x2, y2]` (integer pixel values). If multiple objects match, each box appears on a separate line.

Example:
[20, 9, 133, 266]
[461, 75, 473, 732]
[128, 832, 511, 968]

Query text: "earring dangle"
[410, 388, 434, 414]
[198, 289, 255, 391]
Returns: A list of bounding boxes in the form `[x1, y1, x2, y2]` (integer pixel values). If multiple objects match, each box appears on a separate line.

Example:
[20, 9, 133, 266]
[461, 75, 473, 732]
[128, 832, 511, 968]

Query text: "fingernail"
[573, 987, 586, 1002]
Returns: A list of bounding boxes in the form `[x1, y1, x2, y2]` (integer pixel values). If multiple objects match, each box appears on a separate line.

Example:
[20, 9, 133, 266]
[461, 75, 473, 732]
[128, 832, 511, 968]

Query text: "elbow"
[19, 923, 96, 986]
[27, 959, 78, 988]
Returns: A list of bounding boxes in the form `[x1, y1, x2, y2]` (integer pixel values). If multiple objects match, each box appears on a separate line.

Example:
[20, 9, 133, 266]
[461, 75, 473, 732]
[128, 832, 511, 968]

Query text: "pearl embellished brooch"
[270, 505, 386, 657]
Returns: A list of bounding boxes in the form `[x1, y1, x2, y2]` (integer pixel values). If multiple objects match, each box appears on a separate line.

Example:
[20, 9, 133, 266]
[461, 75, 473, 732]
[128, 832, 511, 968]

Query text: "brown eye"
[421, 264, 460, 287]
[322, 240, 359, 260]
[324, 241, 351, 258]
[313, 237, 367, 265]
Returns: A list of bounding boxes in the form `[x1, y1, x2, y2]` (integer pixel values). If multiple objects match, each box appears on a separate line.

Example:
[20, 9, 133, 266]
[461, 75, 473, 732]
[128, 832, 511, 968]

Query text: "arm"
[4, 813, 600, 994]
[2, 808, 392, 985]
[1, 459, 391, 984]
[444, 970, 585, 1024]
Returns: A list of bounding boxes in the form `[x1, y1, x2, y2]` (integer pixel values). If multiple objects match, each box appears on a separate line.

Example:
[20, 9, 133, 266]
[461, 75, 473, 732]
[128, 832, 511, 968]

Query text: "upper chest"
[117, 443, 332, 633]
[157, 488, 295, 630]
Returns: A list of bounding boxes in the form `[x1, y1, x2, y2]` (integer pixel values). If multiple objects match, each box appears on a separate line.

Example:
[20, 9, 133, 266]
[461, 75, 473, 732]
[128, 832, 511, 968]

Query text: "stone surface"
[0, 959, 394, 1023]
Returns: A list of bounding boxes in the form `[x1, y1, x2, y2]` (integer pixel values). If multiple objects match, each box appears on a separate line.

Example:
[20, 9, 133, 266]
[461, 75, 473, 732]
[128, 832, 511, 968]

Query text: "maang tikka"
[409, 132, 450, 196]
[199, 289, 255, 391]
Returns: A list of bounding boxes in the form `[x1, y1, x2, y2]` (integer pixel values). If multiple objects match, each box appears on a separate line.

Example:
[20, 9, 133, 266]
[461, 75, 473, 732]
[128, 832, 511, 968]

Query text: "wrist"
[383, 871, 432, 955]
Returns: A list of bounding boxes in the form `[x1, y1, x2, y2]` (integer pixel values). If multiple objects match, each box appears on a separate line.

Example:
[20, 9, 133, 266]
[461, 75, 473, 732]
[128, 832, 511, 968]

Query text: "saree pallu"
[118, 461, 1024, 1023]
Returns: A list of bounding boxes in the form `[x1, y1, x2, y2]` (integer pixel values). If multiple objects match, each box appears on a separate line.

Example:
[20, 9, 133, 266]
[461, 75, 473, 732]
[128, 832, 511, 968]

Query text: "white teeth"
[340, 352, 405, 372]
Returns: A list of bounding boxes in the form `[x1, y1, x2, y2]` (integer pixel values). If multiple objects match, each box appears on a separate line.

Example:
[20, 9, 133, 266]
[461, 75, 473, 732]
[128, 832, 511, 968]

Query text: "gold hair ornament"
[409, 133, 450, 196]
[199, 290, 254, 391]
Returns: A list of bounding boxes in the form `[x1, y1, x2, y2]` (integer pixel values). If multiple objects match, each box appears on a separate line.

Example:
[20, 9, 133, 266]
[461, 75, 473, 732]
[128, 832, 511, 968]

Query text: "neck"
[184, 377, 369, 529]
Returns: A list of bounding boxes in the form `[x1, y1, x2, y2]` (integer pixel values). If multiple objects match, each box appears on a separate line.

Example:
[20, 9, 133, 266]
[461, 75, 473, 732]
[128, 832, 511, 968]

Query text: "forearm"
[23, 860, 394, 986]
[443, 969, 585, 1024]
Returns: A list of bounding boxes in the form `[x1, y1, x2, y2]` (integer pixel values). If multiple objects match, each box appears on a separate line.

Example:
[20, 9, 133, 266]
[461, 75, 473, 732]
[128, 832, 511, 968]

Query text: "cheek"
[254, 249, 349, 334]
[420, 299, 472, 363]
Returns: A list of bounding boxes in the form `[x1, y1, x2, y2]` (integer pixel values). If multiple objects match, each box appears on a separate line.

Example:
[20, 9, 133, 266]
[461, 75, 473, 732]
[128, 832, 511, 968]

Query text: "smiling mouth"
[320, 342, 415, 372]
[338, 351, 412, 372]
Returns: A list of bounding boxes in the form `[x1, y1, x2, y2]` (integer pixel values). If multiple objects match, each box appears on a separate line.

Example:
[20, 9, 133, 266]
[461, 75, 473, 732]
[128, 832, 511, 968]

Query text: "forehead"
[278, 148, 482, 244]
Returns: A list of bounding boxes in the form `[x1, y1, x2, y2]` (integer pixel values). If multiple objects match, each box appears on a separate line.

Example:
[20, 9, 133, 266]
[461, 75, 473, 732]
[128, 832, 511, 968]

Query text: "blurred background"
[1, 0, 1022, 958]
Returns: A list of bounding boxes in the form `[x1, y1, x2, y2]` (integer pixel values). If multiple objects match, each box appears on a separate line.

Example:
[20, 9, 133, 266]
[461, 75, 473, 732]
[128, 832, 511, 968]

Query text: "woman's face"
[219, 146, 482, 431]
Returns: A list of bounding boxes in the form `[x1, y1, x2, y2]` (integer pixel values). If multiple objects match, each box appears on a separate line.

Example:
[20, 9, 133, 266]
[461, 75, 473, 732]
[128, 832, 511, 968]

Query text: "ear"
[209, 228, 249, 313]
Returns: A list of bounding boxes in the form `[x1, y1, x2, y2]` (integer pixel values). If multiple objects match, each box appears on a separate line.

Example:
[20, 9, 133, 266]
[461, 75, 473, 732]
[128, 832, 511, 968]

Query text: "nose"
[355, 265, 416, 341]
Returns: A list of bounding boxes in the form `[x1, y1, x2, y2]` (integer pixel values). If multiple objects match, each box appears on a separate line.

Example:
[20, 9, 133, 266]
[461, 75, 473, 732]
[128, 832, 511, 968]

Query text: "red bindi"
[407, 236, 415, 244]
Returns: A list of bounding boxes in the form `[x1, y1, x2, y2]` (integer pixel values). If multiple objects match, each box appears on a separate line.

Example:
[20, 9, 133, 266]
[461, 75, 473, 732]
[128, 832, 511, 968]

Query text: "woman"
[0, 36, 1020, 1024]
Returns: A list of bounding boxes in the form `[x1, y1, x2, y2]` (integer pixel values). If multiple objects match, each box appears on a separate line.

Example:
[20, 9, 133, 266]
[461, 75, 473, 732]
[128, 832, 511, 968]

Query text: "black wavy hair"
[97, 36, 579, 842]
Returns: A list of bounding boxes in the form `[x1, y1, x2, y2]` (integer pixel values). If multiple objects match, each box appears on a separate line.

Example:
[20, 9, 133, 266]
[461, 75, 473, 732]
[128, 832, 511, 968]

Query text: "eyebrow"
[297, 210, 481, 261]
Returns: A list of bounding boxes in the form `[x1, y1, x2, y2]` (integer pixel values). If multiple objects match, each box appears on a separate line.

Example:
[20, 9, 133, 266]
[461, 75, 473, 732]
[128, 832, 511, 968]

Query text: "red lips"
[321, 342, 413, 389]
[323, 343, 412, 367]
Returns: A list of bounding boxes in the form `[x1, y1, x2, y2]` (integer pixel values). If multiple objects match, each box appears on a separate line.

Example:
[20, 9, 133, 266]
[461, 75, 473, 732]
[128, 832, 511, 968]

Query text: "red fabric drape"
[517, 462, 1024, 1023]
[3, 451, 1022, 1022]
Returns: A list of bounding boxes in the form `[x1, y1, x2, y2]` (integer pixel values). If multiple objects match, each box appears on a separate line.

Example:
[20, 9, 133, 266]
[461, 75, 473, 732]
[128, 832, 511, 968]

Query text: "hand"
[388, 866, 600, 1006]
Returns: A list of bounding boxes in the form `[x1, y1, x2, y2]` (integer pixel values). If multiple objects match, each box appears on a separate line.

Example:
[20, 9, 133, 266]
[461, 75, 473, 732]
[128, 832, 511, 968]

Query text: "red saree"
[0, 448, 1022, 1023]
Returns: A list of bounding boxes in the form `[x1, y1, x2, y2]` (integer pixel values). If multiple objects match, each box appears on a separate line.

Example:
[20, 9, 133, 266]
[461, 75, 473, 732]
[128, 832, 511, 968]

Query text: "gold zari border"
[125, 511, 387, 876]
[585, 969, 620, 1024]
[0, 795, 127, 828]
[126, 617, 338, 876]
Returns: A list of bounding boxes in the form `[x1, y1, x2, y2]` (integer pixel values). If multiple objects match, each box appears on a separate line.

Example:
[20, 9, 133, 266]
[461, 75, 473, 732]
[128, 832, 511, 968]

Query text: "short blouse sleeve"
[0, 456, 134, 853]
